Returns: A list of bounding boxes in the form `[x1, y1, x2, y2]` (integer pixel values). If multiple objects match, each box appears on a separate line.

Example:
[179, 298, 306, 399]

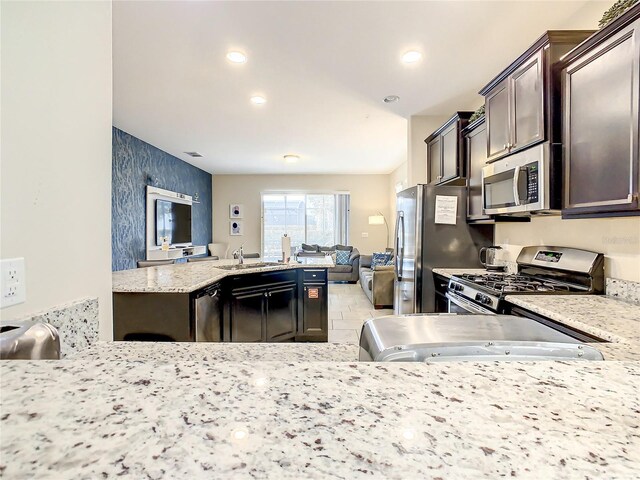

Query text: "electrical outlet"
[1, 258, 26, 308]
[361, 232, 369, 238]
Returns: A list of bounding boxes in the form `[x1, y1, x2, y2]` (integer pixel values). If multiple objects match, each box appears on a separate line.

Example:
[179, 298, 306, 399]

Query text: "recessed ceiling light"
[226, 51, 247, 63]
[283, 154, 300, 163]
[402, 51, 422, 64]
[383, 95, 400, 103]
[250, 96, 267, 105]
[184, 151, 203, 158]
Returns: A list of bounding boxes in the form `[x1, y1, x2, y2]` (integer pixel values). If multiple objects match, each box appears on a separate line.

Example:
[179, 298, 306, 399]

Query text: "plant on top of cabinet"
[425, 111, 473, 186]
[561, 3, 640, 218]
[479, 30, 594, 164]
[599, 0, 639, 28]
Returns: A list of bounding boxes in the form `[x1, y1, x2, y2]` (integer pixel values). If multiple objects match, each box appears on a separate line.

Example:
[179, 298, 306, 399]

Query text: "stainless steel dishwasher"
[194, 284, 222, 342]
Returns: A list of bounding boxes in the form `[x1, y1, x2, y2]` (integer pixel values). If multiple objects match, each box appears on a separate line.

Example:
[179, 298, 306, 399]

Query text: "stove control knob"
[456, 284, 464, 292]
[475, 293, 483, 302]
[482, 296, 492, 305]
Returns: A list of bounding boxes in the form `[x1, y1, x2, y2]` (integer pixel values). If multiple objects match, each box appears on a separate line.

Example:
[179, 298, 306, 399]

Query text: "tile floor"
[327, 282, 394, 344]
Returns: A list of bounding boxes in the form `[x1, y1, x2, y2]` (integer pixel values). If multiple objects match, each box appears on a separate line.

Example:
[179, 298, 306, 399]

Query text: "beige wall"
[407, 115, 450, 186]
[496, 216, 640, 282]
[212, 175, 391, 255]
[1, 1, 113, 339]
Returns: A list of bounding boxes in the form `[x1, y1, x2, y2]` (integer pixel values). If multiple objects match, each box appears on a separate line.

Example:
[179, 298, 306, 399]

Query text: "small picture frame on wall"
[230, 220, 243, 236]
[229, 203, 243, 219]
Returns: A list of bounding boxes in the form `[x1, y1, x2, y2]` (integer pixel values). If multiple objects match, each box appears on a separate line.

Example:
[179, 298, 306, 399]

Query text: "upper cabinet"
[425, 112, 473, 185]
[464, 117, 490, 221]
[480, 31, 594, 163]
[561, 4, 640, 218]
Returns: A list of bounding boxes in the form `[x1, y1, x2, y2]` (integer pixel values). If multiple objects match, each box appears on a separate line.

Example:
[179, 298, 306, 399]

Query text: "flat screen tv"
[155, 200, 192, 246]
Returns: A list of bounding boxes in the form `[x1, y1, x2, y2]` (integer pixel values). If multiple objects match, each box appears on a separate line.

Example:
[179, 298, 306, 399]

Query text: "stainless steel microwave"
[482, 142, 558, 215]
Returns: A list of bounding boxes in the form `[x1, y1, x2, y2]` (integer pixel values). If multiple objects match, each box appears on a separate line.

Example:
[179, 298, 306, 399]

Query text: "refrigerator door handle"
[394, 212, 401, 280]
[396, 212, 405, 281]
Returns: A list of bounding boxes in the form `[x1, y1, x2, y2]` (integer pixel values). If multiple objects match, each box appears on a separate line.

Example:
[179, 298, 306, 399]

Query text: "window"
[261, 192, 350, 258]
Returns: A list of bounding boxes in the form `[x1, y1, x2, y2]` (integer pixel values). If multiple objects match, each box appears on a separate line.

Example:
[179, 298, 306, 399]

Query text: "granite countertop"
[432, 267, 489, 279]
[72, 341, 359, 362]
[505, 295, 640, 361]
[2, 357, 639, 479]
[112, 257, 334, 293]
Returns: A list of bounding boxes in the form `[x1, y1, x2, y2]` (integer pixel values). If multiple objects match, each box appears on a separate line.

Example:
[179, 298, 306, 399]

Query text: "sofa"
[359, 254, 394, 309]
[297, 244, 360, 283]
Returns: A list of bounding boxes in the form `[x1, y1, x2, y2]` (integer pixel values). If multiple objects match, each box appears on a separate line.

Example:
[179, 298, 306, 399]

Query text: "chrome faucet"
[233, 244, 245, 264]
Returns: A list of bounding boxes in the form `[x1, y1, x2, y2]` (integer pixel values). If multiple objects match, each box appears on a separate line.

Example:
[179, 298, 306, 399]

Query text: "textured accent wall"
[112, 128, 212, 271]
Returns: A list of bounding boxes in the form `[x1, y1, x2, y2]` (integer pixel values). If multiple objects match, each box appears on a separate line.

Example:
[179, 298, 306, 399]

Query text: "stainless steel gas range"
[446, 246, 604, 314]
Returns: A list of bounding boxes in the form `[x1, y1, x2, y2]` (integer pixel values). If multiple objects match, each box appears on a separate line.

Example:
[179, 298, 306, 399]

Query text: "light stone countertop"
[432, 267, 489, 279]
[72, 341, 359, 362]
[112, 257, 334, 293]
[2, 357, 639, 479]
[505, 295, 640, 361]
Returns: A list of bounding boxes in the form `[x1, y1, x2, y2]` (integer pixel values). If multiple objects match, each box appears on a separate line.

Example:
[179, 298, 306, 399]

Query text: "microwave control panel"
[523, 162, 538, 204]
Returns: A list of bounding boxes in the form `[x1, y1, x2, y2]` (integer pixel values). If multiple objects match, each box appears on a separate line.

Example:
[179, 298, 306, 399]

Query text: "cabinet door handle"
[503, 144, 508, 150]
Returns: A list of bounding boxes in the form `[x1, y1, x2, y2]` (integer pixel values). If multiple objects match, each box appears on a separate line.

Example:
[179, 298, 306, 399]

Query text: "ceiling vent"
[184, 152, 203, 158]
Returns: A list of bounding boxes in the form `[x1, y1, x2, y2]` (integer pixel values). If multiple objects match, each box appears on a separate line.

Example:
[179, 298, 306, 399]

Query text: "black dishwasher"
[194, 284, 222, 342]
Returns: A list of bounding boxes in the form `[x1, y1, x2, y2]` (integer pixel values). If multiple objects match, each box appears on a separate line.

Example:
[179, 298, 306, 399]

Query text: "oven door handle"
[446, 292, 494, 315]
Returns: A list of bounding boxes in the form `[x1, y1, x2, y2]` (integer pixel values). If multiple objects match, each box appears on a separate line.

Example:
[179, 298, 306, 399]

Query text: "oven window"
[484, 170, 516, 209]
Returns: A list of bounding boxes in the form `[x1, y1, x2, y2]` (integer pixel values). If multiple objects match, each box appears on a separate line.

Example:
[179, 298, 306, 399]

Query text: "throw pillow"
[336, 250, 351, 265]
[371, 252, 392, 267]
[335, 244, 353, 252]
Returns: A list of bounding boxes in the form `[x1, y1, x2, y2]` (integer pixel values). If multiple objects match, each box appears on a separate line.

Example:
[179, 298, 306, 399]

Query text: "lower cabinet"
[300, 284, 327, 339]
[433, 274, 450, 314]
[265, 284, 297, 342]
[229, 289, 265, 342]
[229, 282, 297, 343]
[296, 269, 328, 342]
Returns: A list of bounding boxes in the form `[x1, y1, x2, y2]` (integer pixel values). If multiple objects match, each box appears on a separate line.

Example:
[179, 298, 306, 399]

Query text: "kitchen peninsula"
[112, 258, 333, 343]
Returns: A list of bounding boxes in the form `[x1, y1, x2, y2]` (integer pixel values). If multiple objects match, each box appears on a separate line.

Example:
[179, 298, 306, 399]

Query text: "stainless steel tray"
[359, 314, 603, 362]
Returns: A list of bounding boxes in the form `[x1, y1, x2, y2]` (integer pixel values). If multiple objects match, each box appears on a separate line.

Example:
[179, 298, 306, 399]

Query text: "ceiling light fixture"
[402, 51, 422, 64]
[250, 95, 267, 105]
[383, 95, 400, 103]
[283, 154, 300, 163]
[226, 51, 247, 63]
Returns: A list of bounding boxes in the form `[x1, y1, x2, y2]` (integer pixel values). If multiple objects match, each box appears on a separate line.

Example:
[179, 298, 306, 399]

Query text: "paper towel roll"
[281, 235, 291, 263]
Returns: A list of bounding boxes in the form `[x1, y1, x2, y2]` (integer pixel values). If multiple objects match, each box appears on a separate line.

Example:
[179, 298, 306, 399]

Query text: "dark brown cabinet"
[265, 284, 297, 341]
[297, 269, 328, 341]
[433, 274, 449, 313]
[561, 5, 640, 218]
[480, 31, 594, 163]
[229, 289, 265, 342]
[464, 117, 490, 221]
[228, 272, 298, 342]
[425, 112, 473, 185]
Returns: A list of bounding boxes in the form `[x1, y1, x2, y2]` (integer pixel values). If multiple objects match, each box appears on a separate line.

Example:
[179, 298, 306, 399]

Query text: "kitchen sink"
[215, 262, 281, 271]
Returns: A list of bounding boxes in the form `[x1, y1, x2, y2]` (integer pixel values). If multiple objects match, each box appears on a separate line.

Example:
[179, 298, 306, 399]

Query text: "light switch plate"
[1, 258, 26, 308]
[361, 232, 369, 238]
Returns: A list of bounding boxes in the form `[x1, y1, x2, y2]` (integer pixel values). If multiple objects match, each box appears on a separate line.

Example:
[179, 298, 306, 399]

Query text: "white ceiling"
[113, 1, 608, 175]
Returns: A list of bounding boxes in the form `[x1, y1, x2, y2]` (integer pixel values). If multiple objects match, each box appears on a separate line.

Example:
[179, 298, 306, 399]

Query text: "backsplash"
[15, 298, 99, 358]
[112, 128, 212, 271]
[606, 278, 640, 304]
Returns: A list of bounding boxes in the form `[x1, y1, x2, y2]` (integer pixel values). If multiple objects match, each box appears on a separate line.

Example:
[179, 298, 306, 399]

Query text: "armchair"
[359, 254, 394, 309]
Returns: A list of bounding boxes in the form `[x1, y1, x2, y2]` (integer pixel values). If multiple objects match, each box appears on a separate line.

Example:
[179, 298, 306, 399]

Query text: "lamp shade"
[368, 215, 385, 225]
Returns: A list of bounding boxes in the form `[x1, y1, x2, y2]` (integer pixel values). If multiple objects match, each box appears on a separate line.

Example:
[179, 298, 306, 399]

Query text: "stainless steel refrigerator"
[394, 185, 493, 314]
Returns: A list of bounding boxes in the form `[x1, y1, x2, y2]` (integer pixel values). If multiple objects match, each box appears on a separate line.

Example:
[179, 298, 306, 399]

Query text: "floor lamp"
[368, 212, 389, 249]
